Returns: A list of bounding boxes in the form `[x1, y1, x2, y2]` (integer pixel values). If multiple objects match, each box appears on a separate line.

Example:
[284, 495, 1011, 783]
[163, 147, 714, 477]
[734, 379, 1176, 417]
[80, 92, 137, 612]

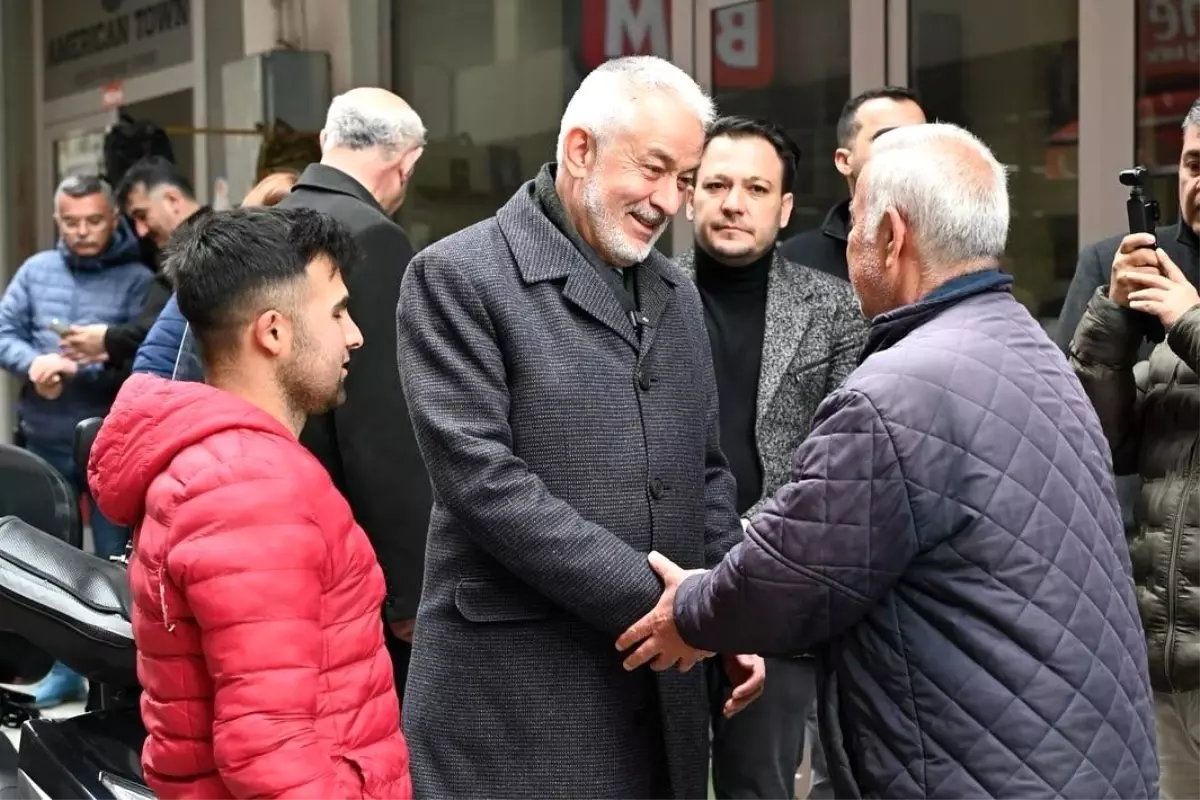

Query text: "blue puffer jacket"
[131, 293, 203, 382]
[0, 221, 152, 453]
[675, 271, 1159, 799]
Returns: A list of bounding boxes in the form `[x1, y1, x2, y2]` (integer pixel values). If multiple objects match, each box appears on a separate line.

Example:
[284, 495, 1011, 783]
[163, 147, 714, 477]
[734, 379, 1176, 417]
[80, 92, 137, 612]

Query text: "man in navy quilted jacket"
[0, 174, 151, 708]
[619, 123, 1160, 798]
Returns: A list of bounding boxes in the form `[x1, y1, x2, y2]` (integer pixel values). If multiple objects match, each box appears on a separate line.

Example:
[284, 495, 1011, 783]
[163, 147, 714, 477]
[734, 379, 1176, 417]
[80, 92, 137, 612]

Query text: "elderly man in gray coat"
[396, 56, 759, 799]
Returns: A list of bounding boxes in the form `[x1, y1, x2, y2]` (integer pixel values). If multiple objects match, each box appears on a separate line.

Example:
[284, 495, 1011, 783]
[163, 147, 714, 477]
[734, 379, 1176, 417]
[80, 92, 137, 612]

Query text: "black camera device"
[1119, 166, 1159, 238]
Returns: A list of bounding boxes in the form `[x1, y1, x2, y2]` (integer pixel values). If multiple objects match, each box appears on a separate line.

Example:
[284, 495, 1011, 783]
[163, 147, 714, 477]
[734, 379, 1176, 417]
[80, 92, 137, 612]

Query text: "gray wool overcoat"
[396, 179, 743, 799]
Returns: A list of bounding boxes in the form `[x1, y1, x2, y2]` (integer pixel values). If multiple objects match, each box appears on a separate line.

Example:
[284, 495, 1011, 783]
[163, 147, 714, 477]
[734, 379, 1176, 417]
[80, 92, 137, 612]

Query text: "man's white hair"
[1183, 98, 1200, 130]
[322, 92, 426, 155]
[556, 56, 716, 165]
[859, 123, 1009, 270]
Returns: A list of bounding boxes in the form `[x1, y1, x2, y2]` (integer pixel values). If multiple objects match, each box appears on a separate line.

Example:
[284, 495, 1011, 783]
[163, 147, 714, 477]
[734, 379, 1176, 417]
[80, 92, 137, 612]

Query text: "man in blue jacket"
[0, 173, 152, 706]
[619, 124, 1160, 799]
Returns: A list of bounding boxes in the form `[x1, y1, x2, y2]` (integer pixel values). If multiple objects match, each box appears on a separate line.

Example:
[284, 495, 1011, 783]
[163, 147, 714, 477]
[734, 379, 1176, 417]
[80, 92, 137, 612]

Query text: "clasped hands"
[28, 353, 78, 399]
[616, 551, 765, 718]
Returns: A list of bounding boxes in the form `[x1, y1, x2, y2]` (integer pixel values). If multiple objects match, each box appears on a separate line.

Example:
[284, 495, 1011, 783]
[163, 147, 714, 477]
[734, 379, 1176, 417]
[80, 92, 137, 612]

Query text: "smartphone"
[48, 318, 70, 336]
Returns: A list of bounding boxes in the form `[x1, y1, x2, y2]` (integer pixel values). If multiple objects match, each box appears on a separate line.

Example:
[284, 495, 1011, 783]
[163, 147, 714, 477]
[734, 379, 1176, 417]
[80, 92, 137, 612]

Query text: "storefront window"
[391, 0, 587, 250]
[707, 0, 850, 239]
[910, 0, 1079, 330]
[1136, 0, 1200, 227]
[391, 0, 849, 252]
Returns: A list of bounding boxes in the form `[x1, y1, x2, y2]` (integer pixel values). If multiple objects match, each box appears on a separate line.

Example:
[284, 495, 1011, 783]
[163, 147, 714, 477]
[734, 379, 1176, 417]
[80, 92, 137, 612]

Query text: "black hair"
[168, 207, 359, 361]
[115, 156, 195, 206]
[704, 116, 801, 192]
[836, 87, 923, 147]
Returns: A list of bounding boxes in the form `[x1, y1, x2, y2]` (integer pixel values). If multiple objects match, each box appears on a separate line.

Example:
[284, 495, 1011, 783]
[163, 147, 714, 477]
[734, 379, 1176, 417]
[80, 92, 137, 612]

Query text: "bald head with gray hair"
[322, 87, 426, 157]
[318, 87, 427, 215]
[858, 123, 1009, 272]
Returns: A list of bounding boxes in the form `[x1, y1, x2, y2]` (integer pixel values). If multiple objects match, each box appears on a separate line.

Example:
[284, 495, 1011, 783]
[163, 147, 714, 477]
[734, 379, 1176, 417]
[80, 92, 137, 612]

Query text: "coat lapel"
[496, 182, 655, 350]
[633, 254, 677, 357]
[757, 250, 817, 419]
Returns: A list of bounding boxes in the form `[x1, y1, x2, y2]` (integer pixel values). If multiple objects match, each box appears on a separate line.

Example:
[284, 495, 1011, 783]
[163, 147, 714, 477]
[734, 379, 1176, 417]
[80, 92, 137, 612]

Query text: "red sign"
[582, 0, 775, 89]
[101, 80, 124, 109]
[1139, 0, 1200, 84]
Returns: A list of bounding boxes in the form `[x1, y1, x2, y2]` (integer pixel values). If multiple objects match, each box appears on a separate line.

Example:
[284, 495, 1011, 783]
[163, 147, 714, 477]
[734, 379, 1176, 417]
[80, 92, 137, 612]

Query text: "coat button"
[635, 368, 652, 392]
[648, 477, 666, 499]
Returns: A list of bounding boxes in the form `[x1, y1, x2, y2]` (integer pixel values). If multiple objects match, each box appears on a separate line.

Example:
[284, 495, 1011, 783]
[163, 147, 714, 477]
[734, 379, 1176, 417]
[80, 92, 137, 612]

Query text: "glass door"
[673, 0, 851, 255]
[41, 109, 117, 248]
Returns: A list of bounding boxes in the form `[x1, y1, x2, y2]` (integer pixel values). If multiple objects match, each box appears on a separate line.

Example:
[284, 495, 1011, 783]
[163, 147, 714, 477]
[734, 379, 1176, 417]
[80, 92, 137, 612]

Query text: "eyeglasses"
[57, 215, 110, 230]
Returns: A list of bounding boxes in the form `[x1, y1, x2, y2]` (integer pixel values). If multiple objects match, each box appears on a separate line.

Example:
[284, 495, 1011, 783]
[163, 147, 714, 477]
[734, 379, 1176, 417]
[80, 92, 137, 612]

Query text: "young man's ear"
[252, 309, 291, 358]
[834, 148, 854, 179]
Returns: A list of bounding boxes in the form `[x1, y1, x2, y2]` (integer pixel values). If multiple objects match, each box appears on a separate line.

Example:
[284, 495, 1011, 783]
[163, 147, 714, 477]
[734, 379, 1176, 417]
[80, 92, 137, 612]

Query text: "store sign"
[581, 0, 774, 88]
[1139, 0, 1199, 83]
[43, 0, 192, 101]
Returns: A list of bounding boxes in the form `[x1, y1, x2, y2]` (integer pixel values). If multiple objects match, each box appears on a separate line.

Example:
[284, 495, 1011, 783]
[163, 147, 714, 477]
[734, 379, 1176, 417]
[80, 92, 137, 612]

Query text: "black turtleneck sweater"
[695, 246, 771, 514]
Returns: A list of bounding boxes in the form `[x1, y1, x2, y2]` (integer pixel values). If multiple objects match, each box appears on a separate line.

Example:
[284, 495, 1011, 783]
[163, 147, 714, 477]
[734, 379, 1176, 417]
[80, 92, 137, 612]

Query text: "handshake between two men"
[617, 551, 767, 720]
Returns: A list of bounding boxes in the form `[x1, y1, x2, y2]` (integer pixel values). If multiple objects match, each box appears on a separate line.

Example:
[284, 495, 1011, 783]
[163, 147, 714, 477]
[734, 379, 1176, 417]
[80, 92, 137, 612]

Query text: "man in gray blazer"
[678, 116, 866, 799]
[396, 56, 760, 799]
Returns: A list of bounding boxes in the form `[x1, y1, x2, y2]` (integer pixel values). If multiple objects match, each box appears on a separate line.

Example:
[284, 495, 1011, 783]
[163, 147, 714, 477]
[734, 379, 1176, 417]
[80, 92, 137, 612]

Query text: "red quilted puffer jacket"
[88, 374, 411, 800]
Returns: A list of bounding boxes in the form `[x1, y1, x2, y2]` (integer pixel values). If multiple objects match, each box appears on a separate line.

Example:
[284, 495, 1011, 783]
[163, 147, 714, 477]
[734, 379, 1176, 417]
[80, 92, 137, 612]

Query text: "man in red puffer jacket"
[87, 206, 411, 800]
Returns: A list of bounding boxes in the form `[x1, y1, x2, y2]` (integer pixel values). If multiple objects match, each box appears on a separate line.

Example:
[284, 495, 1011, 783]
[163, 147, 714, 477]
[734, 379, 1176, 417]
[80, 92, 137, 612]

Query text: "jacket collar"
[821, 199, 851, 244]
[1175, 216, 1198, 259]
[58, 216, 142, 271]
[497, 172, 678, 352]
[293, 164, 385, 216]
[862, 267, 1013, 360]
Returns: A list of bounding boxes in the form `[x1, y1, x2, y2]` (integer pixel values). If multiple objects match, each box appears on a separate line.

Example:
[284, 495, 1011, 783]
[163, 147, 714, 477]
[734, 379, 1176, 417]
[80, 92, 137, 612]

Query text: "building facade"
[1, 0, 1197, 439]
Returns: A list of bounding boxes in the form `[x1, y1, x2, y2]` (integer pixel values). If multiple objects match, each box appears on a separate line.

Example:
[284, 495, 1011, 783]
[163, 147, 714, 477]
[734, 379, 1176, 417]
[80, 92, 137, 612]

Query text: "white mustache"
[630, 207, 667, 228]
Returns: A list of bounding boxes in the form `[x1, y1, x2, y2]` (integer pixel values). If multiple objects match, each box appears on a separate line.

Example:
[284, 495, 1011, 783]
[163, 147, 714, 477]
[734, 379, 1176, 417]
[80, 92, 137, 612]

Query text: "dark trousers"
[708, 656, 830, 799]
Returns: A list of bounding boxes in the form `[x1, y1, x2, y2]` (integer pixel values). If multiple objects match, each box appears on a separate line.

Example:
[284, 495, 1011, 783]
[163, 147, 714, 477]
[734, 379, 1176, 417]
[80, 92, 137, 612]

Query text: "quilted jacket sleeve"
[1069, 288, 1145, 475]
[1167, 304, 1200, 374]
[397, 250, 663, 637]
[0, 262, 39, 377]
[166, 475, 361, 800]
[1056, 241, 1110, 352]
[674, 388, 917, 657]
[133, 294, 203, 381]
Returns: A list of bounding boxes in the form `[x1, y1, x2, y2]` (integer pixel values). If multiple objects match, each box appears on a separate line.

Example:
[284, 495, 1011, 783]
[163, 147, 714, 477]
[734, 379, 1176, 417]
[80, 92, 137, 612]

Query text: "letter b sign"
[712, 1, 775, 88]
[582, 0, 775, 89]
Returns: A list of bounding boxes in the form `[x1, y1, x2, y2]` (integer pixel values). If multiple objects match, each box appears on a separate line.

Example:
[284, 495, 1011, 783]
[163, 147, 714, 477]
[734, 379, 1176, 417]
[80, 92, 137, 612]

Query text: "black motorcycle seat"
[0, 516, 136, 686]
[0, 516, 131, 619]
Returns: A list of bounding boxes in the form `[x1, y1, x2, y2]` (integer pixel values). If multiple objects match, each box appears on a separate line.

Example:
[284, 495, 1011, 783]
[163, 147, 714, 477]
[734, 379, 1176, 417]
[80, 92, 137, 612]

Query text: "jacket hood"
[88, 374, 293, 526]
[57, 217, 144, 271]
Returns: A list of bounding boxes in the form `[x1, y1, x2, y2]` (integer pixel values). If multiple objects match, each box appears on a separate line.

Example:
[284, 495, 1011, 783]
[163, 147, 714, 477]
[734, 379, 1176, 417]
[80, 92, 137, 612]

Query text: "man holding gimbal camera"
[1067, 99, 1199, 800]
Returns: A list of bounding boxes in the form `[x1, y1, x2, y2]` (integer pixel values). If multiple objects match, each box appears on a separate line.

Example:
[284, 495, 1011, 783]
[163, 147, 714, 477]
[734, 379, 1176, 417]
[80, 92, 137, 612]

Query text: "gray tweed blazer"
[676, 246, 867, 517]
[397, 179, 743, 799]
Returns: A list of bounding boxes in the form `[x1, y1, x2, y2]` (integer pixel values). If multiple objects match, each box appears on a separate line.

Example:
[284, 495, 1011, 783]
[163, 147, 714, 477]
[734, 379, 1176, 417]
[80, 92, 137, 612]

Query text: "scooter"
[0, 418, 154, 799]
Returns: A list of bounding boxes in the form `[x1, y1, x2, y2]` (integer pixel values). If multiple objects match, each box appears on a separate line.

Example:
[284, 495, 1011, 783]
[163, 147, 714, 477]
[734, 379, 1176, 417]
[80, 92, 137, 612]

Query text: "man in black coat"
[278, 87, 430, 698]
[397, 56, 761, 799]
[779, 87, 926, 282]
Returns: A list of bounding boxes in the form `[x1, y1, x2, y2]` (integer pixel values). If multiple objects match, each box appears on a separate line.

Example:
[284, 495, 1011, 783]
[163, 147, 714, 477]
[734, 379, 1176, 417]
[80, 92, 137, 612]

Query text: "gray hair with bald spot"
[859, 123, 1010, 271]
[322, 91, 427, 156]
